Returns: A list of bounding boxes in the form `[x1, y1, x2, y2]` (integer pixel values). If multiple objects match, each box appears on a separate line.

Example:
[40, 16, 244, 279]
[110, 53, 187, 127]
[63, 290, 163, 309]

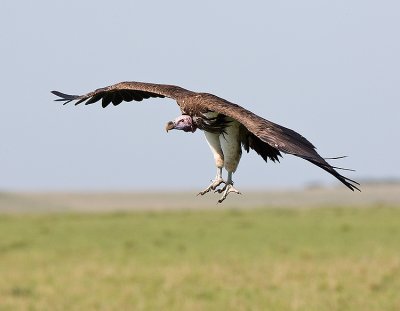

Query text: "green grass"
[0, 206, 399, 310]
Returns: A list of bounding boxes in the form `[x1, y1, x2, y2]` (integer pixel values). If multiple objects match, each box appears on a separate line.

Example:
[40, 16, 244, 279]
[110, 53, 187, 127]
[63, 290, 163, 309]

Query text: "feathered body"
[52, 81, 359, 202]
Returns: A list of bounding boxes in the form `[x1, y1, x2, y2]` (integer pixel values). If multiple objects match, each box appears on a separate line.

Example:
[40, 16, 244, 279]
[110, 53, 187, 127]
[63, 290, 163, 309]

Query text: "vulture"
[52, 81, 360, 203]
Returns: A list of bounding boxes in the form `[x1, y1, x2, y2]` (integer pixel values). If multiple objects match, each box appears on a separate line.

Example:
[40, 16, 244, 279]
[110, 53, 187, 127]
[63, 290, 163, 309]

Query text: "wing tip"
[51, 90, 81, 104]
[344, 179, 361, 192]
[301, 155, 361, 192]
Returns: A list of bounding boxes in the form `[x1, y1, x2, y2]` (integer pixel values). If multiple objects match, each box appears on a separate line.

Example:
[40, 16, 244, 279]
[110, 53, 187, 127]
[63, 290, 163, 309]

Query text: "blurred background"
[1, 0, 399, 192]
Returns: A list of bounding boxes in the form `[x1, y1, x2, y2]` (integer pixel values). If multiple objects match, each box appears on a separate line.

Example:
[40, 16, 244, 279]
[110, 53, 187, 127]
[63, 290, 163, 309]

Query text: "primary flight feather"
[52, 81, 360, 202]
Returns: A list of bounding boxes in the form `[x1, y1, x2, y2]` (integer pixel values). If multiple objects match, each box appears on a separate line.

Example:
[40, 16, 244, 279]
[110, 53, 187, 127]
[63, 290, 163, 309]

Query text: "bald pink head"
[165, 115, 197, 133]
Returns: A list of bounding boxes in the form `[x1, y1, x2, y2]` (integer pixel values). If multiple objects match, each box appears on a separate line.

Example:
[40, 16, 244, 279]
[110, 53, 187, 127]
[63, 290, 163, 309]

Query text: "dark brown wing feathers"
[52, 81, 192, 108]
[241, 130, 282, 163]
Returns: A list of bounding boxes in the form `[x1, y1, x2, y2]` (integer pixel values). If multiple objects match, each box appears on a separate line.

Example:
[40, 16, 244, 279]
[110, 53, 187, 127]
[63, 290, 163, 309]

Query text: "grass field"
[0, 204, 399, 310]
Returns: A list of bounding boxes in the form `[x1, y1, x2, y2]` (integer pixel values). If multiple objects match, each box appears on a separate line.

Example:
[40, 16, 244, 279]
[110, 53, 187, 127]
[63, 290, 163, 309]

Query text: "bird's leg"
[215, 171, 241, 203]
[197, 167, 225, 196]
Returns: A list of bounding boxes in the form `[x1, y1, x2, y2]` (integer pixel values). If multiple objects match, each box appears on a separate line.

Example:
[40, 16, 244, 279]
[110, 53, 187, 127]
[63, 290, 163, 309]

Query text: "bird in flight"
[52, 81, 360, 203]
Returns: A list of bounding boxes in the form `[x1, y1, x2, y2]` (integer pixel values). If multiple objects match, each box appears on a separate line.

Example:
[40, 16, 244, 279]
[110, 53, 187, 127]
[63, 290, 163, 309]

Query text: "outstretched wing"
[51, 81, 193, 108]
[198, 93, 360, 191]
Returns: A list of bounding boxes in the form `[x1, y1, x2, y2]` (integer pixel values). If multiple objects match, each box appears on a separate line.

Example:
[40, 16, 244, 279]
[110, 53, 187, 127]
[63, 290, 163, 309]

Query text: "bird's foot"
[197, 178, 225, 196]
[216, 183, 241, 203]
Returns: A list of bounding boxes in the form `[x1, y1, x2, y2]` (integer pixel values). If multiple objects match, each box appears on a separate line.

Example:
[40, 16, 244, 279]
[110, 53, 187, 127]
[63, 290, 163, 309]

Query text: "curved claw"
[197, 178, 225, 196]
[214, 184, 227, 194]
[217, 184, 242, 203]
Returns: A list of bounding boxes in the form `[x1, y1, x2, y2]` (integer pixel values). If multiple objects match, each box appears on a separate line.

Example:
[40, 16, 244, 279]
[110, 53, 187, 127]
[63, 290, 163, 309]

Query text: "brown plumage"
[52, 81, 360, 201]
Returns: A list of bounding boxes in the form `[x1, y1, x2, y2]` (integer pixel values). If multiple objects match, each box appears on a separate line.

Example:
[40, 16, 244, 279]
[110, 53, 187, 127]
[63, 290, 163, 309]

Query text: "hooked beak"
[165, 121, 175, 132]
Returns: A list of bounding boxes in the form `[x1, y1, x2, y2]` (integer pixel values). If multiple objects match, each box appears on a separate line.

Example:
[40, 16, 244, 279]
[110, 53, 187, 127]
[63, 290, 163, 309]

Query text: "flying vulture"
[52, 81, 360, 203]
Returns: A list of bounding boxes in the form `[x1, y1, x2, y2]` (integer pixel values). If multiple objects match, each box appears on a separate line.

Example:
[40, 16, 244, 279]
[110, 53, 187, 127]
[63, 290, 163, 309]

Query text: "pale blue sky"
[1, 0, 399, 191]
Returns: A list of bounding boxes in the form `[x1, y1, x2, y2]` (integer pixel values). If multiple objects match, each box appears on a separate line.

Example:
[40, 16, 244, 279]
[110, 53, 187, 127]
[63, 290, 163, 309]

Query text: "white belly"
[203, 112, 242, 173]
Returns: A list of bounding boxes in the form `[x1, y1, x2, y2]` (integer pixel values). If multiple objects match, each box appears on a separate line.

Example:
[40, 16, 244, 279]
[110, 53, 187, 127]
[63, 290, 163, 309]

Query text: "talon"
[214, 184, 227, 194]
[217, 184, 241, 203]
[197, 178, 225, 196]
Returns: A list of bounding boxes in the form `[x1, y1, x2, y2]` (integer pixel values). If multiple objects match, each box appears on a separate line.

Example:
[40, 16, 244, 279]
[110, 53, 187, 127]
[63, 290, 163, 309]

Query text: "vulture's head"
[165, 115, 197, 133]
